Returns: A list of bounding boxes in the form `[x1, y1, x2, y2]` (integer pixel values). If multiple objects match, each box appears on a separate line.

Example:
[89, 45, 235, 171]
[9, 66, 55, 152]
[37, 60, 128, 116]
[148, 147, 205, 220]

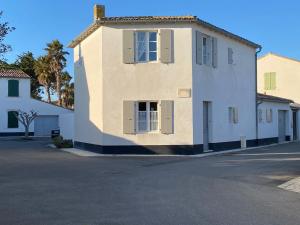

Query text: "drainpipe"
[255, 46, 262, 145]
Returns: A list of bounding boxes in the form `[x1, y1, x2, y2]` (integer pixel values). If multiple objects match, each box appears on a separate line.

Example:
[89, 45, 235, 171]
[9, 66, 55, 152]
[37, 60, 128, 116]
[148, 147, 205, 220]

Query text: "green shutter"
[7, 111, 19, 128]
[264, 73, 270, 90]
[8, 80, 19, 97]
[270, 72, 276, 90]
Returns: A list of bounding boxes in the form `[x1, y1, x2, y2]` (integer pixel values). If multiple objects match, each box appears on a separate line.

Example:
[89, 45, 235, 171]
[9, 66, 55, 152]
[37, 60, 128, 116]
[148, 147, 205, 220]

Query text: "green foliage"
[14, 52, 42, 99]
[34, 56, 55, 102]
[0, 11, 15, 59]
[52, 136, 73, 148]
[45, 40, 69, 106]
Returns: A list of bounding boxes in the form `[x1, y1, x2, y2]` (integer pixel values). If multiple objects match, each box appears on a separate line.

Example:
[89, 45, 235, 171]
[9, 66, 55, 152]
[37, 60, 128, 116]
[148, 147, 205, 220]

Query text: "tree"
[45, 40, 69, 106]
[34, 56, 55, 103]
[14, 52, 42, 99]
[0, 11, 15, 59]
[62, 82, 74, 109]
[14, 110, 38, 139]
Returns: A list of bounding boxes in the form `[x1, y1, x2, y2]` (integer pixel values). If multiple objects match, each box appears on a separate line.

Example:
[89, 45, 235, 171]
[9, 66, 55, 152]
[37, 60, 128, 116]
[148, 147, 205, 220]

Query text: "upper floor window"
[202, 36, 211, 65]
[196, 31, 217, 68]
[135, 31, 157, 62]
[228, 48, 234, 64]
[8, 80, 19, 97]
[264, 72, 276, 90]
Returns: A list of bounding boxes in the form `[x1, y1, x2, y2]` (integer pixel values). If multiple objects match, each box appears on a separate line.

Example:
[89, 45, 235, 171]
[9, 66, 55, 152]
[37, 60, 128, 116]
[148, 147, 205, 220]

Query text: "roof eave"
[68, 17, 261, 49]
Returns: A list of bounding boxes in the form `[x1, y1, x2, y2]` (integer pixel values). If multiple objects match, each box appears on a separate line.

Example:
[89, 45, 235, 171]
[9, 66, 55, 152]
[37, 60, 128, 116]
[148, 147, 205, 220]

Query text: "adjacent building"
[69, 5, 262, 154]
[0, 70, 73, 137]
[258, 52, 300, 141]
[257, 93, 294, 144]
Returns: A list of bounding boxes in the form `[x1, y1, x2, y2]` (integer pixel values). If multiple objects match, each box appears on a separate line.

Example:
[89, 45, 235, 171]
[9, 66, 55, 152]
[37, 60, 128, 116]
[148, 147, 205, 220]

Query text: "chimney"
[94, 4, 105, 21]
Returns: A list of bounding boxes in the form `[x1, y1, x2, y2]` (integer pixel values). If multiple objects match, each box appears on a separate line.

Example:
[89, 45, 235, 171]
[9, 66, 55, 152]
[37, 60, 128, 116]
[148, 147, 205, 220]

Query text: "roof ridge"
[258, 52, 300, 64]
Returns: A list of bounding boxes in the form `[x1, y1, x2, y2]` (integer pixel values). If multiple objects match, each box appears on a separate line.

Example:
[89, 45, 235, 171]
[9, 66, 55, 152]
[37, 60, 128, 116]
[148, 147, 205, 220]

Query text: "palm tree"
[62, 82, 74, 109]
[45, 40, 69, 106]
[34, 56, 54, 103]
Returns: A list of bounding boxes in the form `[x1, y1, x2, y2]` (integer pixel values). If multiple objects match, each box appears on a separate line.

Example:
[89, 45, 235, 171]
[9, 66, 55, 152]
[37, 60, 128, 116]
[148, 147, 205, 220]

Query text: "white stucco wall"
[73, 23, 257, 147]
[0, 78, 73, 134]
[192, 24, 257, 144]
[258, 101, 292, 139]
[258, 53, 300, 103]
[73, 28, 103, 145]
[59, 113, 74, 140]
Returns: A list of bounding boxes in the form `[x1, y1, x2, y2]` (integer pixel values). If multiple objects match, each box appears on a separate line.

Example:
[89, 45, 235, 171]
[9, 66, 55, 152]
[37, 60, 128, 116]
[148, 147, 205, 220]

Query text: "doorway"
[293, 110, 298, 140]
[278, 110, 286, 143]
[203, 101, 211, 152]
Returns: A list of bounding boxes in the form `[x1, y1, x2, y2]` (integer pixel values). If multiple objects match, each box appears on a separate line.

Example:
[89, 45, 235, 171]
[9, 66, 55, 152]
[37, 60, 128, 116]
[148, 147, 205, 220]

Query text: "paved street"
[0, 138, 300, 225]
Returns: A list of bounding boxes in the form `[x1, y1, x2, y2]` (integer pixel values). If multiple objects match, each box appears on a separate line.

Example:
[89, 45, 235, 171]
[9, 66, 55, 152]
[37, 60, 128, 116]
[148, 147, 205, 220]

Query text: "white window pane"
[149, 42, 157, 51]
[137, 42, 147, 61]
[150, 111, 158, 131]
[149, 32, 157, 42]
[137, 32, 146, 41]
[149, 52, 157, 61]
[138, 111, 147, 131]
[150, 102, 157, 111]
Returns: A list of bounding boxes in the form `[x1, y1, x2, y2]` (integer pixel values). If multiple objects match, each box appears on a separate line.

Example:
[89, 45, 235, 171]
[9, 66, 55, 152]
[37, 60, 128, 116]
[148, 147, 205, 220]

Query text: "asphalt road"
[0, 138, 300, 225]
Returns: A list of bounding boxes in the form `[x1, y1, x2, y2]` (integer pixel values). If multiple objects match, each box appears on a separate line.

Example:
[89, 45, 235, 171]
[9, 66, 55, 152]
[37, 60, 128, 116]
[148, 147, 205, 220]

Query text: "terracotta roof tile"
[68, 16, 261, 49]
[0, 69, 30, 79]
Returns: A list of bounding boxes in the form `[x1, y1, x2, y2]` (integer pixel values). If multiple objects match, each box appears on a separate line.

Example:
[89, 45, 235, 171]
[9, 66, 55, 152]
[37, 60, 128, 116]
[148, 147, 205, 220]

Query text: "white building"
[257, 53, 300, 141]
[0, 70, 73, 137]
[69, 5, 261, 154]
[257, 93, 294, 144]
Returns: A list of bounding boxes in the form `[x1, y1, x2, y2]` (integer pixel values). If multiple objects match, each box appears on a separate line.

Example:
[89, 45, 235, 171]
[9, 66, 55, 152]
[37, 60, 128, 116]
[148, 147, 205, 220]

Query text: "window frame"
[266, 109, 273, 123]
[134, 31, 158, 63]
[8, 79, 20, 97]
[7, 110, 19, 129]
[202, 36, 212, 66]
[229, 107, 239, 124]
[136, 101, 159, 133]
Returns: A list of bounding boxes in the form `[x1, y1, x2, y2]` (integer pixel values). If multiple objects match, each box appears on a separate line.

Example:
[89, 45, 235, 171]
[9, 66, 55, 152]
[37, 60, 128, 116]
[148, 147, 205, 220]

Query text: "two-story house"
[69, 5, 261, 154]
[0, 70, 73, 137]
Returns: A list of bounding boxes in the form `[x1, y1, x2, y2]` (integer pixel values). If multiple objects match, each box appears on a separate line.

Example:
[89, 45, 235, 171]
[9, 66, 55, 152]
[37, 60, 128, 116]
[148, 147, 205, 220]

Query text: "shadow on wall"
[74, 47, 202, 155]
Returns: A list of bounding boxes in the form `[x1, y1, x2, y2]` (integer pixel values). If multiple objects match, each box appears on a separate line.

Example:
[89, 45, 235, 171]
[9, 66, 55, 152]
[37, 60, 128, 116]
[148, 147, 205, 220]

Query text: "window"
[135, 31, 157, 62]
[258, 109, 263, 123]
[266, 109, 273, 123]
[8, 80, 19, 97]
[137, 102, 158, 132]
[264, 72, 276, 90]
[229, 107, 238, 124]
[202, 36, 212, 65]
[7, 111, 18, 128]
[228, 48, 234, 64]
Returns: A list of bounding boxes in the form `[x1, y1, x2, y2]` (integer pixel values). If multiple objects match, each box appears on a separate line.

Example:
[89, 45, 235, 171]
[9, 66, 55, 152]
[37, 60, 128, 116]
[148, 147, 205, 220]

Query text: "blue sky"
[2, 0, 300, 76]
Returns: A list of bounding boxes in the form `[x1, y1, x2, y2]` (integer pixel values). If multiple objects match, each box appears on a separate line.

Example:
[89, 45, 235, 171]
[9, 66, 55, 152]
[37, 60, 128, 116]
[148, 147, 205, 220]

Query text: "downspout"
[255, 46, 262, 145]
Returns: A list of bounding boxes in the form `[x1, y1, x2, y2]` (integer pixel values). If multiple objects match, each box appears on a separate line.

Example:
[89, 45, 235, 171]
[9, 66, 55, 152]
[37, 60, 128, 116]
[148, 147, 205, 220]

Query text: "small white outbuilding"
[257, 93, 294, 145]
[0, 70, 73, 137]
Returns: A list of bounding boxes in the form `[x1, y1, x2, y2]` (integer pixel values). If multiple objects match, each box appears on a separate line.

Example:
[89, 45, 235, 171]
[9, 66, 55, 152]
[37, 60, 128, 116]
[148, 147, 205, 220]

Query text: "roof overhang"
[68, 16, 261, 49]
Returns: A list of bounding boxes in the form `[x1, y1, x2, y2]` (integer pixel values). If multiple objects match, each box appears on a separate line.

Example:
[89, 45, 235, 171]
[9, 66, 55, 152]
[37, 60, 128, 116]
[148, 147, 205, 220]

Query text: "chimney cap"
[94, 4, 105, 21]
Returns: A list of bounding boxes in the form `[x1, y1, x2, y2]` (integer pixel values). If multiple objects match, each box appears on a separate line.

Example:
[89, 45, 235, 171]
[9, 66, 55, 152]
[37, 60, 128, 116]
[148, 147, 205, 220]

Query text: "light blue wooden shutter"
[196, 31, 203, 65]
[212, 37, 218, 68]
[160, 29, 173, 63]
[123, 30, 135, 64]
[123, 101, 136, 134]
[161, 100, 174, 134]
[228, 48, 234, 64]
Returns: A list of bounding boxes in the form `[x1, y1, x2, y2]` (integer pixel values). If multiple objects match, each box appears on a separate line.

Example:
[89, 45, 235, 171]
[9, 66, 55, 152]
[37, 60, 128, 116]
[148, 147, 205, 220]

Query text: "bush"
[52, 136, 73, 148]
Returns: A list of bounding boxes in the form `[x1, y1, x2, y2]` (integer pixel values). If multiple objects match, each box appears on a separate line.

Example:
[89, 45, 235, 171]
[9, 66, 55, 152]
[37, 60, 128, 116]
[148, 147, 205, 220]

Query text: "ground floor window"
[7, 111, 19, 128]
[137, 101, 158, 132]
